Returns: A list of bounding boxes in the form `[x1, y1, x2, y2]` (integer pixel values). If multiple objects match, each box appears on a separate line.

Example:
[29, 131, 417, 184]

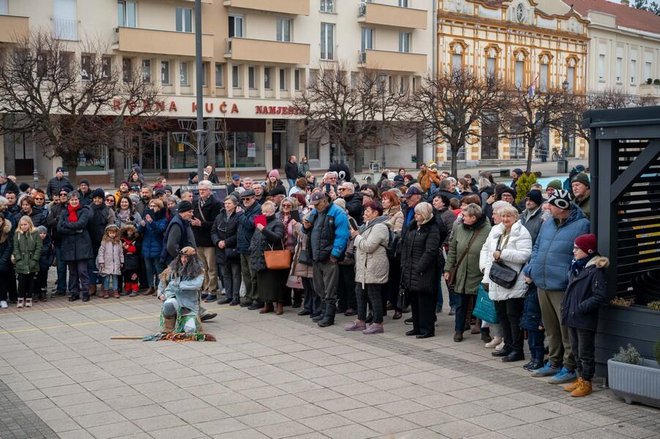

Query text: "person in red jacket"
[120, 224, 140, 297]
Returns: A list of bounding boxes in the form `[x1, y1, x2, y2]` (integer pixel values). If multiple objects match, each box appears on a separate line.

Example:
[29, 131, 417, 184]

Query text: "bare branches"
[0, 30, 162, 180]
[409, 69, 503, 177]
[291, 64, 407, 172]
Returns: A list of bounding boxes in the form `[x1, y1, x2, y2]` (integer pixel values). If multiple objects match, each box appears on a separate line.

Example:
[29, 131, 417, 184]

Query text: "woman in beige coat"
[345, 201, 390, 334]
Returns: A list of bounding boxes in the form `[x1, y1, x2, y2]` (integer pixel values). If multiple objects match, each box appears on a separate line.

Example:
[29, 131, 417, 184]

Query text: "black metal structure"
[584, 106, 660, 375]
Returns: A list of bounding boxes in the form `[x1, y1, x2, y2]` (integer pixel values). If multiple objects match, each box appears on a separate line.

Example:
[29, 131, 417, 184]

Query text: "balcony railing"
[223, 0, 309, 15]
[357, 2, 427, 30]
[0, 15, 29, 43]
[358, 49, 427, 73]
[225, 38, 310, 65]
[53, 17, 78, 41]
[116, 27, 214, 58]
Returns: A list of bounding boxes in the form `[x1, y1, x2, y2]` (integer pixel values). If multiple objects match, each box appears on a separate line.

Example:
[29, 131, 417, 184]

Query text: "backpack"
[385, 227, 400, 260]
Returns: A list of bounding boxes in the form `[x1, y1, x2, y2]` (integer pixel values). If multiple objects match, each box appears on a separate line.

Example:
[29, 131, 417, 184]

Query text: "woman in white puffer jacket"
[479, 203, 532, 363]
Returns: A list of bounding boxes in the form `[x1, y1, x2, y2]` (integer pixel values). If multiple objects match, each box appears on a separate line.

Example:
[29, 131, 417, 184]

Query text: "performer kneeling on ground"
[158, 246, 205, 333]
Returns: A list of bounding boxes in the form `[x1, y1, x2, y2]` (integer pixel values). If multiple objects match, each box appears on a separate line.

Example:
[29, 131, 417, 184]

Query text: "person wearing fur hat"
[523, 189, 590, 384]
[560, 234, 609, 397]
[571, 173, 591, 220]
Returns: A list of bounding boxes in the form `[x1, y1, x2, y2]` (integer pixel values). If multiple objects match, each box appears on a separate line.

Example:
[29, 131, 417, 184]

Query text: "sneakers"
[25, 298, 32, 308]
[0, 301, 7, 309]
[345, 320, 367, 331]
[448, 306, 456, 316]
[17, 298, 24, 308]
[548, 367, 577, 384]
[570, 379, 592, 397]
[362, 323, 384, 335]
[495, 341, 505, 351]
[531, 361, 562, 377]
[453, 331, 464, 342]
[485, 336, 502, 348]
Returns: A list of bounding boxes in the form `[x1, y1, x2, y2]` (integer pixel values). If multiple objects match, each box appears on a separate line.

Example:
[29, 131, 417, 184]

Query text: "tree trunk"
[416, 124, 424, 167]
[113, 131, 126, 186]
[526, 134, 536, 173]
[346, 153, 358, 181]
[450, 144, 459, 180]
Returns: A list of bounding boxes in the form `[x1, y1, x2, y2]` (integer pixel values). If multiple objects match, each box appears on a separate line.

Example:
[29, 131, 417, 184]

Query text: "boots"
[25, 298, 32, 308]
[564, 377, 583, 392]
[312, 303, 326, 322]
[89, 284, 97, 296]
[17, 298, 24, 308]
[146, 287, 155, 296]
[275, 303, 284, 315]
[97, 285, 104, 299]
[570, 378, 592, 397]
[259, 303, 274, 314]
[162, 316, 176, 333]
[318, 303, 336, 327]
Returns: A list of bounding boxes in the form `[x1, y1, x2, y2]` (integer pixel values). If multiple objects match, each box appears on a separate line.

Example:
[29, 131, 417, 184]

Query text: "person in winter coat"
[277, 197, 301, 306]
[58, 191, 94, 302]
[417, 164, 441, 193]
[382, 190, 405, 319]
[121, 224, 140, 296]
[292, 221, 318, 317]
[96, 224, 123, 299]
[139, 199, 167, 295]
[523, 190, 590, 384]
[46, 189, 70, 295]
[560, 234, 610, 397]
[87, 189, 116, 296]
[192, 180, 222, 300]
[303, 191, 350, 328]
[249, 201, 288, 315]
[211, 196, 241, 305]
[285, 155, 299, 190]
[265, 169, 285, 196]
[400, 202, 441, 338]
[36, 226, 53, 302]
[479, 204, 532, 362]
[520, 190, 544, 243]
[115, 195, 142, 229]
[12, 216, 42, 308]
[445, 203, 491, 342]
[0, 214, 13, 308]
[432, 194, 453, 314]
[14, 196, 47, 228]
[298, 157, 310, 178]
[345, 201, 390, 335]
[237, 190, 262, 309]
[339, 182, 364, 226]
[46, 167, 73, 201]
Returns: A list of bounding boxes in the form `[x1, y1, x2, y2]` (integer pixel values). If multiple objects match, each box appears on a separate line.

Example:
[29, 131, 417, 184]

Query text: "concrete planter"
[607, 358, 660, 408]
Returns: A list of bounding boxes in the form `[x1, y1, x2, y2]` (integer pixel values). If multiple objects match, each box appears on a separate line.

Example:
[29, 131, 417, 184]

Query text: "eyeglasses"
[34, 197, 44, 201]
[59, 193, 68, 196]
[282, 204, 293, 208]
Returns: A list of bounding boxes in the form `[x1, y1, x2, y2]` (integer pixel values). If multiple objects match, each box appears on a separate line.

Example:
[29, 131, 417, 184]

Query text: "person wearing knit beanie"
[91, 188, 106, 200]
[526, 189, 544, 207]
[547, 190, 572, 210]
[574, 233, 597, 255]
[571, 173, 591, 220]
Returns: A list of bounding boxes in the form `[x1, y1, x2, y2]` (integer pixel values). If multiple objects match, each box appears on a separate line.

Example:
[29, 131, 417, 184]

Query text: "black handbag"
[488, 234, 521, 289]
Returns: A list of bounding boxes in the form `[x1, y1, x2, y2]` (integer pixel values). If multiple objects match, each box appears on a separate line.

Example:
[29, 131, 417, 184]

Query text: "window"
[122, 57, 132, 82]
[294, 69, 302, 90]
[398, 0, 409, 7]
[399, 32, 411, 53]
[320, 0, 334, 13]
[117, 0, 137, 27]
[53, 0, 78, 40]
[320, 23, 335, 60]
[361, 28, 373, 52]
[248, 66, 256, 89]
[276, 18, 291, 42]
[0, 0, 7, 14]
[201, 62, 209, 87]
[228, 15, 244, 38]
[486, 57, 496, 77]
[215, 63, 223, 87]
[597, 54, 605, 82]
[264, 67, 272, 90]
[176, 7, 193, 33]
[451, 54, 462, 71]
[180, 61, 189, 86]
[539, 63, 548, 92]
[36, 52, 48, 77]
[308, 139, 320, 160]
[567, 66, 575, 92]
[141, 59, 151, 83]
[644, 61, 653, 81]
[232, 65, 241, 88]
[81, 54, 91, 81]
[101, 56, 111, 79]
[161, 61, 170, 84]
[279, 68, 287, 91]
[514, 60, 524, 88]
[616, 57, 622, 83]
[630, 59, 637, 84]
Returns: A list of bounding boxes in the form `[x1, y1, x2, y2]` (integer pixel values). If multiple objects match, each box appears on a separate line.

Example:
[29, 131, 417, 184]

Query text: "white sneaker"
[0, 301, 7, 309]
[485, 336, 502, 348]
[495, 341, 505, 351]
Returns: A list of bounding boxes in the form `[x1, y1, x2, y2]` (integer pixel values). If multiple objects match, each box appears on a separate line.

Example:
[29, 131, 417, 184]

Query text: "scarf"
[570, 256, 589, 277]
[67, 204, 80, 222]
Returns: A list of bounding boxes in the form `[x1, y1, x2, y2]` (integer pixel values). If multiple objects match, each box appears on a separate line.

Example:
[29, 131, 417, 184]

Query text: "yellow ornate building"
[436, 0, 590, 162]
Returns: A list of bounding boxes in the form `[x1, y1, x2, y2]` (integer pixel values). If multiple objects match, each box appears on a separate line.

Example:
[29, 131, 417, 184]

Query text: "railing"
[358, 3, 367, 17]
[53, 17, 78, 41]
[358, 51, 366, 63]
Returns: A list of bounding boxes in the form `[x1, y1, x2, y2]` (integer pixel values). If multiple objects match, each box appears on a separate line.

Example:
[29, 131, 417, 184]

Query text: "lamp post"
[194, 0, 205, 181]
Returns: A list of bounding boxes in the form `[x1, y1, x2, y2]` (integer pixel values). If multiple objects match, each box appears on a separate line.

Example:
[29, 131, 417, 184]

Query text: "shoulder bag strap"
[454, 226, 483, 269]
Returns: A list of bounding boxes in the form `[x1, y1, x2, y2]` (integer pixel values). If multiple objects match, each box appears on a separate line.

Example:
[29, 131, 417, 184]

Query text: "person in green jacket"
[12, 215, 42, 308]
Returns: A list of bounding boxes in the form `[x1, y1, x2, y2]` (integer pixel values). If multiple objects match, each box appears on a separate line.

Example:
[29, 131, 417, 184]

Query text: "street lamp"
[194, 0, 205, 181]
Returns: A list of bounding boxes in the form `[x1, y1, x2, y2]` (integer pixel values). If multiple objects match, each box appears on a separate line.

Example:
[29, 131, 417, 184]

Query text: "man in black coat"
[0, 171, 19, 197]
[237, 190, 262, 309]
[285, 155, 299, 190]
[47, 188, 70, 295]
[77, 179, 93, 206]
[338, 182, 364, 226]
[46, 167, 74, 201]
[192, 180, 222, 300]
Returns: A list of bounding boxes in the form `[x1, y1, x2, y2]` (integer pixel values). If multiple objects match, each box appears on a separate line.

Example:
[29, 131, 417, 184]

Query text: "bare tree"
[500, 85, 570, 173]
[408, 69, 502, 178]
[291, 64, 407, 173]
[0, 31, 161, 183]
[570, 89, 639, 143]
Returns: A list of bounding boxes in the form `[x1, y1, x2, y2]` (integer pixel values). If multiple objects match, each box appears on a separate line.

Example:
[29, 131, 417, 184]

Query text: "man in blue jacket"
[523, 190, 590, 384]
[303, 191, 349, 327]
[237, 190, 262, 309]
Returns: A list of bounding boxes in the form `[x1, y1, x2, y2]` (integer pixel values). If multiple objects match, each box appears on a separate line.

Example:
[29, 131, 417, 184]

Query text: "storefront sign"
[255, 105, 301, 115]
[111, 97, 302, 118]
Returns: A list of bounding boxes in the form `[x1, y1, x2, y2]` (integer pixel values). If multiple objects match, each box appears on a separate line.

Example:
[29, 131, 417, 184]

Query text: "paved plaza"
[0, 292, 658, 439]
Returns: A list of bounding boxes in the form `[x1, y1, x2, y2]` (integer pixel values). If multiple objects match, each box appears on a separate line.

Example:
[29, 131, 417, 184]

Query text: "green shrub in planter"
[608, 344, 660, 407]
[612, 344, 642, 364]
[654, 79, 660, 85]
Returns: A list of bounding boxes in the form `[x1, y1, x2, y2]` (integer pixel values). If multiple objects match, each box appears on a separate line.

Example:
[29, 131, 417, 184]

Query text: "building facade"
[0, 0, 433, 183]
[569, 0, 660, 104]
[435, 0, 590, 162]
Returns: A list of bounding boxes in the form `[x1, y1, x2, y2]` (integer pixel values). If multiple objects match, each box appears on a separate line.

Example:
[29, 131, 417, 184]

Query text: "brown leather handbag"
[264, 243, 292, 270]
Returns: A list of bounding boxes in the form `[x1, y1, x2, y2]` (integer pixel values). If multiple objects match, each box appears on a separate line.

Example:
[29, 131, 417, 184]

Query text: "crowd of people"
[0, 158, 608, 397]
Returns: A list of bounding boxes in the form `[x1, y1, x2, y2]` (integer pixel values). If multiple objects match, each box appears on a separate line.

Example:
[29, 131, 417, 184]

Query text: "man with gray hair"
[339, 182, 363, 226]
[192, 180, 222, 301]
